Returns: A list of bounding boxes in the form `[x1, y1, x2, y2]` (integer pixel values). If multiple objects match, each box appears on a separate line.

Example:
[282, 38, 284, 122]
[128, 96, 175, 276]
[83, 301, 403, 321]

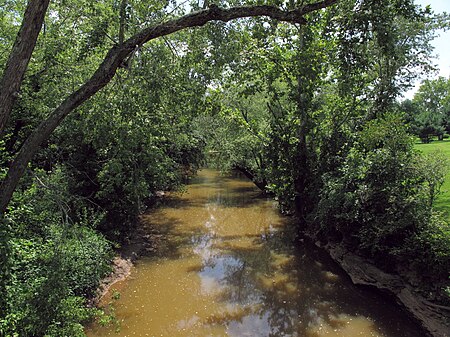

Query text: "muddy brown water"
[86, 169, 424, 337]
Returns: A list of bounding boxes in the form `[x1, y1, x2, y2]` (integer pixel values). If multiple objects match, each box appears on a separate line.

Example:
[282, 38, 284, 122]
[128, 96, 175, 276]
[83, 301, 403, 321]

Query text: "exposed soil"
[94, 256, 134, 303]
[92, 194, 170, 304]
[317, 241, 450, 337]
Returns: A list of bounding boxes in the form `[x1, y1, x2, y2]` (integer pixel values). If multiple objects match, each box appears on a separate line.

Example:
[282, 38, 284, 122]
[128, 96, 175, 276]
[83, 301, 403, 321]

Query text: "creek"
[86, 169, 423, 337]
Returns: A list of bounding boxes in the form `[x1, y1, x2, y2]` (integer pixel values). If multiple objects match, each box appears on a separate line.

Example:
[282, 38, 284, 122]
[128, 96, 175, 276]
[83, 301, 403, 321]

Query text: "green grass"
[415, 139, 450, 221]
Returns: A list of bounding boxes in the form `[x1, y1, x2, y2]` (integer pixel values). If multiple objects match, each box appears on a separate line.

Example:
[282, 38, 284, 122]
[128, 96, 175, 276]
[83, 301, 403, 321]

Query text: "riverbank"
[313, 240, 450, 337]
[92, 217, 162, 304]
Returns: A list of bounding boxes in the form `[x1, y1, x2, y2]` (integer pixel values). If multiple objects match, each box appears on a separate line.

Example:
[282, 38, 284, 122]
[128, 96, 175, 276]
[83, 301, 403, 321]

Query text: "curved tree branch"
[0, 0, 338, 214]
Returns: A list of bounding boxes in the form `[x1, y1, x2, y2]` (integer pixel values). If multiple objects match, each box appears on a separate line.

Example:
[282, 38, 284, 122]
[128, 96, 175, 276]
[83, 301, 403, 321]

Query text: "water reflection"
[86, 169, 423, 337]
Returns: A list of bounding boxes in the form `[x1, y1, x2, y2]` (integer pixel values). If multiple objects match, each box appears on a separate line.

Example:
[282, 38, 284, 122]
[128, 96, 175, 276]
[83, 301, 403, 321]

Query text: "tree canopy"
[0, 0, 449, 336]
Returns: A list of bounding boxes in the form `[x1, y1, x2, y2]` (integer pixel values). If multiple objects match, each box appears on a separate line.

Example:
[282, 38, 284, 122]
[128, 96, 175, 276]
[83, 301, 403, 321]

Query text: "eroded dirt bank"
[316, 242, 449, 337]
[93, 219, 160, 304]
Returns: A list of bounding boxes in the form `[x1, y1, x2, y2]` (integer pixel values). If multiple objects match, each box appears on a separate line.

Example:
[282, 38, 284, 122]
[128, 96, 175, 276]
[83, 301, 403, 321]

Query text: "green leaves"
[0, 0, 448, 333]
[317, 112, 449, 294]
[1, 168, 113, 336]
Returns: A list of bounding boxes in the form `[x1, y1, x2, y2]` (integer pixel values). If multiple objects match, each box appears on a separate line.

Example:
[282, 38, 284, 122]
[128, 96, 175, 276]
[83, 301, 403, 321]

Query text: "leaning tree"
[0, 0, 338, 214]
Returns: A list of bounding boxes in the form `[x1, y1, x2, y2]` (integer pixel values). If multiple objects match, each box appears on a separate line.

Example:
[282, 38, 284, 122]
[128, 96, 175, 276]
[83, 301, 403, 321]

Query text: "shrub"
[316, 113, 450, 293]
[1, 169, 112, 336]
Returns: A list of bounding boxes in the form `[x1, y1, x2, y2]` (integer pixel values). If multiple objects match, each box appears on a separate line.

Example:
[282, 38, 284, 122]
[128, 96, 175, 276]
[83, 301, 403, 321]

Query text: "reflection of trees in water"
[149, 174, 421, 337]
[205, 228, 318, 335]
[206, 223, 419, 337]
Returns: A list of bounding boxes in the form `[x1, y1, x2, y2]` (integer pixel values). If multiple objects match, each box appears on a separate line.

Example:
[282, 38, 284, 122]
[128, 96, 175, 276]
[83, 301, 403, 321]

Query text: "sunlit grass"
[415, 139, 450, 221]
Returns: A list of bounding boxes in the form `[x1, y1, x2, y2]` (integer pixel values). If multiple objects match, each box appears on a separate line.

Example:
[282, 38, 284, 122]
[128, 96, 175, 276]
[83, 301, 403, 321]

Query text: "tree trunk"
[119, 0, 127, 45]
[293, 119, 309, 220]
[0, 0, 50, 137]
[292, 23, 320, 221]
[0, 0, 338, 215]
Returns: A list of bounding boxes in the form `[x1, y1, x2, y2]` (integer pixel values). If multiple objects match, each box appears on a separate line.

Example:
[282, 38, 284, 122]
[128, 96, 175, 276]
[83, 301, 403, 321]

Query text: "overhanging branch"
[124, 1, 338, 50]
[0, 0, 338, 214]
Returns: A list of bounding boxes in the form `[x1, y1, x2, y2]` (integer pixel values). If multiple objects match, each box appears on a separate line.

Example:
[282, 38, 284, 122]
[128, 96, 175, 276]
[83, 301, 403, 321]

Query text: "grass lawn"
[415, 139, 450, 221]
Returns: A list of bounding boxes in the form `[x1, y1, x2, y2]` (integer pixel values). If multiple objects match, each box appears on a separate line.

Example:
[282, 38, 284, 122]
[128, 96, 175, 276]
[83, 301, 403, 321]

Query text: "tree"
[316, 113, 450, 282]
[0, 0, 50, 137]
[0, 1, 338, 215]
[410, 77, 450, 142]
[202, 0, 439, 216]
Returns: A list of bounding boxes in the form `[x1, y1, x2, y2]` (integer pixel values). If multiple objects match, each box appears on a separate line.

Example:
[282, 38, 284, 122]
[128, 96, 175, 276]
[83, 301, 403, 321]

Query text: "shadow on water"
[189, 217, 423, 337]
[161, 191, 267, 210]
[87, 169, 424, 337]
[182, 170, 267, 208]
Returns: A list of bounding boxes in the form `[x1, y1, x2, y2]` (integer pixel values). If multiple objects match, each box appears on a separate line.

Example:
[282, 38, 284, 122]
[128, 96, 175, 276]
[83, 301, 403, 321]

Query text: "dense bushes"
[0, 6, 207, 333]
[0, 109, 206, 336]
[0, 169, 112, 336]
[315, 114, 450, 299]
[0, 130, 205, 336]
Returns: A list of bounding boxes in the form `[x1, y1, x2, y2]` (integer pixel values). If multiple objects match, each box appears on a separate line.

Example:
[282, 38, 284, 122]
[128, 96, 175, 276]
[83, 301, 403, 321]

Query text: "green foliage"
[1, 1, 449, 334]
[44, 297, 93, 337]
[316, 114, 449, 296]
[318, 115, 418, 246]
[404, 77, 450, 142]
[335, 0, 437, 116]
[16, 30, 207, 239]
[197, 87, 269, 185]
[1, 2, 208, 334]
[0, 169, 113, 336]
[410, 211, 450, 282]
[414, 151, 448, 207]
[416, 140, 450, 221]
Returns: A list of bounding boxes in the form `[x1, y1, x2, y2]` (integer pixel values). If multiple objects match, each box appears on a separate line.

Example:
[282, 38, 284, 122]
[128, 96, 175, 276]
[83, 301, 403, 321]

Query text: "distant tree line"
[401, 76, 450, 143]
